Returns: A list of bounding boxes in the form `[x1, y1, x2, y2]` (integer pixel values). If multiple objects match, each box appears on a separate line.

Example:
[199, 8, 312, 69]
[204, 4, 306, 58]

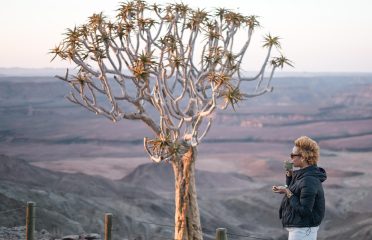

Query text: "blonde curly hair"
[294, 136, 320, 165]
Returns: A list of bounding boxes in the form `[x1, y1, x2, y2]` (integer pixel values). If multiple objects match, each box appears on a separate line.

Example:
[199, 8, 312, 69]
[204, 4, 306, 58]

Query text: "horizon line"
[1, 67, 372, 75]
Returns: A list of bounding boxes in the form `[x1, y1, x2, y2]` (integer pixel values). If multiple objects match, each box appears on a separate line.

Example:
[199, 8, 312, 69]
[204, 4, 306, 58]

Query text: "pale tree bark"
[172, 146, 202, 240]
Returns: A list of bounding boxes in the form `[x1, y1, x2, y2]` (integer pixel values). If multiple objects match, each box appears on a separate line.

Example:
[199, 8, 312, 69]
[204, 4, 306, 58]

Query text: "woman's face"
[291, 146, 304, 168]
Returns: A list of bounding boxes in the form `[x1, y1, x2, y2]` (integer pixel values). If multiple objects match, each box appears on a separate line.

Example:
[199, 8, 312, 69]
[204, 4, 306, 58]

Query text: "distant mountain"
[1, 67, 371, 77]
[0, 68, 68, 77]
[0, 154, 170, 239]
[0, 154, 58, 183]
[2, 154, 372, 240]
[121, 162, 254, 192]
[0, 155, 260, 240]
[2, 73, 372, 240]
[0, 154, 158, 199]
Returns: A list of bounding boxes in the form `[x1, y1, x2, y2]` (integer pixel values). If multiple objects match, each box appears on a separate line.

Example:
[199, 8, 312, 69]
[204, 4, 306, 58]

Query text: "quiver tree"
[51, 1, 292, 239]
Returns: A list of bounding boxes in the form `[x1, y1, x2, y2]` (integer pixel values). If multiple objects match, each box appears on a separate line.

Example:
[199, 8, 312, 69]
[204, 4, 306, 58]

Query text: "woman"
[272, 136, 327, 240]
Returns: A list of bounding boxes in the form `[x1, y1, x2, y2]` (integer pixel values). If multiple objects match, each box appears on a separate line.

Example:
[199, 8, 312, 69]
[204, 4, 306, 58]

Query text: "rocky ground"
[0, 226, 102, 240]
[1, 154, 372, 240]
[0, 227, 51, 240]
[1, 74, 372, 240]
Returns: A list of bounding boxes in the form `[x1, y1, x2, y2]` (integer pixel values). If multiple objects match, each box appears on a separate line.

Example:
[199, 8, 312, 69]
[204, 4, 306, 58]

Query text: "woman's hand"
[272, 185, 287, 194]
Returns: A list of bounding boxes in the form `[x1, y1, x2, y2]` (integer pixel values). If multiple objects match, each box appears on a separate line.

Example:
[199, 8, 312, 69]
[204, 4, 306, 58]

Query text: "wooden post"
[26, 202, 36, 240]
[104, 213, 113, 240]
[215, 228, 227, 240]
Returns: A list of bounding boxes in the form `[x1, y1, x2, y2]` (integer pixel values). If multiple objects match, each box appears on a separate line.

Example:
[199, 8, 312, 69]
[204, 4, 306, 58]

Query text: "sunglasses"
[290, 153, 301, 159]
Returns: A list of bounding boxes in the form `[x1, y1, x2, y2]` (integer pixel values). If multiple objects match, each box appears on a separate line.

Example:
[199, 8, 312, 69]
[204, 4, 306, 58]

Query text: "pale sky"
[1, 0, 371, 72]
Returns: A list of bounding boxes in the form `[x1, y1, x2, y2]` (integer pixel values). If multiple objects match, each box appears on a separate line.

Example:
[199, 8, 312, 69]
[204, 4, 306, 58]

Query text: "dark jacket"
[279, 165, 327, 228]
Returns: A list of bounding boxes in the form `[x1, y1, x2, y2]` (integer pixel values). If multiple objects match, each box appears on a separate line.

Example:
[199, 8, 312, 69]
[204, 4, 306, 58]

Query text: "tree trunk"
[172, 146, 203, 240]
